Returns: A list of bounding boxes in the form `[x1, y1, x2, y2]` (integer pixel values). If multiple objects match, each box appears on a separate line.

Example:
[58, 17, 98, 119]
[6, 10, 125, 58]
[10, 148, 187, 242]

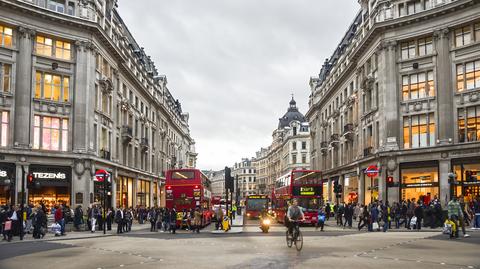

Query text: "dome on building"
[278, 96, 306, 129]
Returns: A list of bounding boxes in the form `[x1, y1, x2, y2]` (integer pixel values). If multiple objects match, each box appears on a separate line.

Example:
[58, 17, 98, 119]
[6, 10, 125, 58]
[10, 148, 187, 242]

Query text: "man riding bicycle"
[287, 198, 305, 236]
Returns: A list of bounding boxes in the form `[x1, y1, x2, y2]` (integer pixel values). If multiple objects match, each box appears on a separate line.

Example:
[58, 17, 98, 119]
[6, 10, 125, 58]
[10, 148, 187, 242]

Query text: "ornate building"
[253, 97, 311, 194]
[0, 0, 197, 209]
[307, 0, 480, 206]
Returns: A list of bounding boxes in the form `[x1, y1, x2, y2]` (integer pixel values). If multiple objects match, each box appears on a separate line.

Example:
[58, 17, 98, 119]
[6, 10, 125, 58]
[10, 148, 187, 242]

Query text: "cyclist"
[287, 198, 305, 237]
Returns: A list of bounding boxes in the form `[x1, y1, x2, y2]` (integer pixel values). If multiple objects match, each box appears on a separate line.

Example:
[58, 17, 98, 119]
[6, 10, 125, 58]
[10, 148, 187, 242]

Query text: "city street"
[0, 220, 478, 269]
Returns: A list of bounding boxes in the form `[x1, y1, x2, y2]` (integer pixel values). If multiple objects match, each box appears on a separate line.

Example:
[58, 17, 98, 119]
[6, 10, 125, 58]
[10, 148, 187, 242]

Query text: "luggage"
[443, 223, 452, 235]
[4, 220, 12, 231]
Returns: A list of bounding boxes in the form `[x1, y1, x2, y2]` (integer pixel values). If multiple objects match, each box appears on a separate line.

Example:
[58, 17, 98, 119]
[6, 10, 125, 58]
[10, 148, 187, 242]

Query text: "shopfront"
[322, 180, 328, 202]
[153, 180, 158, 207]
[136, 179, 151, 207]
[452, 158, 480, 202]
[28, 165, 71, 208]
[0, 163, 15, 205]
[343, 174, 359, 204]
[400, 161, 439, 204]
[364, 172, 379, 204]
[116, 176, 134, 208]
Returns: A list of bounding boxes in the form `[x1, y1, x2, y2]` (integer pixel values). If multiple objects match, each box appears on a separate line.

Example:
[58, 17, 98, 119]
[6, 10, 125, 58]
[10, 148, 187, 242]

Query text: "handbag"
[443, 224, 452, 235]
[319, 215, 326, 222]
[4, 220, 12, 231]
[372, 222, 379, 230]
[410, 216, 417, 226]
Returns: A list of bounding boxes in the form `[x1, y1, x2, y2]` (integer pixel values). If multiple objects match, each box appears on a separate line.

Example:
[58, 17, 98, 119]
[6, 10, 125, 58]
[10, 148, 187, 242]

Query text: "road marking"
[440, 263, 445, 265]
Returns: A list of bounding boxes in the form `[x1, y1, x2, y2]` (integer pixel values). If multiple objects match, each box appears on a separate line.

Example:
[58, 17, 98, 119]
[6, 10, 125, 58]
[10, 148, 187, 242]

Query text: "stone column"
[73, 40, 95, 152]
[434, 28, 454, 145]
[439, 159, 451, 206]
[339, 174, 345, 203]
[378, 41, 400, 151]
[13, 27, 35, 149]
[327, 178, 332, 203]
[359, 168, 365, 205]
[149, 178, 154, 207]
[378, 164, 386, 202]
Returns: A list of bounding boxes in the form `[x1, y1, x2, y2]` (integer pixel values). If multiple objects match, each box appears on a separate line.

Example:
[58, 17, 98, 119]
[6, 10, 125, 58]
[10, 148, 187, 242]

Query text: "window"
[475, 23, 480, 42]
[67, 2, 75, 16]
[292, 141, 296, 150]
[418, 37, 433, 56]
[48, 0, 65, 13]
[292, 154, 297, 164]
[455, 26, 472, 47]
[401, 41, 416, 59]
[33, 115, 69, 151]
[55, 40, 71, 60]
[456, 60, 480, 92]
[35, 71, 70, 102]
[403, 113, 435, 149]
[402, 71, 434, 100]
[0, 25, 12, 48]
[1, 64, 11, 92]
[302, 154, 307, 163]
[36, 35, 71, 60]
[0, 111, 8, 147]
[301, 141, 306, 150]
[458, 106, 480, 143]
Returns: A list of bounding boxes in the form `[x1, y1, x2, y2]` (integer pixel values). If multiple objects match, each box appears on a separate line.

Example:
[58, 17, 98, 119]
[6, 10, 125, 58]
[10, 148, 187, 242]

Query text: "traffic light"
[386, 176, 394, 187]
[337, 184, 343, 194]
[333, 179, 339, 193]
[224, 167, 234, 191]
[27, 173, 34, 188]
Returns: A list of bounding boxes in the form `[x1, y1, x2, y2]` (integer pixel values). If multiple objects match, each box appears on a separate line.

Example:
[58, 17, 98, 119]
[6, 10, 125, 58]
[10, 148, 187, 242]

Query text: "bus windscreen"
[246, 199, 268, 211]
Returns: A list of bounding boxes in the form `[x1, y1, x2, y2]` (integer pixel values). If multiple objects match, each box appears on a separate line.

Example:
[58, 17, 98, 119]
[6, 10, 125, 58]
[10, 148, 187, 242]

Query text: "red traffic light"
[387, 176, 394, 184]
[27, 173, 34, 183]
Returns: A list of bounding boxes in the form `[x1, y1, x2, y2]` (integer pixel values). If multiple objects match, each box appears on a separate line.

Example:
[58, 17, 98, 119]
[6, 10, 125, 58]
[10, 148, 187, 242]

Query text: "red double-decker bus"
[165, 169, 213, 226]
[272, 170, 323, 225]
[245, 194, 269, 219]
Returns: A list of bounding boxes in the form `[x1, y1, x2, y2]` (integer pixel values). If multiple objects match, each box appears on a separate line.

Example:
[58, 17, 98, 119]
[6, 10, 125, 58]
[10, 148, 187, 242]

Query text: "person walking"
[106, 208, 113, 231]
[162, 208, 170, 232]
[148, 208, 158, 232]
[448, 196, 470, 238]
[115, 207, 123, 234]
[170, 208, 177, 234]
[33, 206, 47, 239]
[325, 203, 331, 221]
[315, 207, 326, 231]
[413, 201, 424, 231]
[473, 197, 480, 229]
[193, 207, 202, 233]
[89, 205, 98, 233]
[74, 205, 83, 231]
[406, 199, 415, 229]
[55, 205, 65, 236]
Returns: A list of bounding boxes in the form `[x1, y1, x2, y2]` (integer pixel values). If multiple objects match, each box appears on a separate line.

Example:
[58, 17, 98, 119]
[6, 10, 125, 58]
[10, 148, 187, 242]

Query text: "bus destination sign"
[292, 186, 321, 196]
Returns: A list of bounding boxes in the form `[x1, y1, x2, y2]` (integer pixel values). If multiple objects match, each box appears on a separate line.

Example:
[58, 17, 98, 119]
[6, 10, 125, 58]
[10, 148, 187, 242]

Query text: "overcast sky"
[118, 0, 359, 170]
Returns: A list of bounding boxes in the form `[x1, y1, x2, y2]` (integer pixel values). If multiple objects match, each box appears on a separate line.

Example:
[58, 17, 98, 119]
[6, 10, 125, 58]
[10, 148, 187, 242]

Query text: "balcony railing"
[141, 138, 149, 151]
[363, 147, 373, 157]
[100, 149, 111, 160]
[121, 125, 133, 143]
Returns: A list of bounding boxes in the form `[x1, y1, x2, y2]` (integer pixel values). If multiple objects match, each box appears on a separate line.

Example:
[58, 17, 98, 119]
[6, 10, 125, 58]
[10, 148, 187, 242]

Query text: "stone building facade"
[307, 0, 480, 206]
[0, 0, 197, 209]
[232, 158, 257, 200]
[253, 97, 311, 195]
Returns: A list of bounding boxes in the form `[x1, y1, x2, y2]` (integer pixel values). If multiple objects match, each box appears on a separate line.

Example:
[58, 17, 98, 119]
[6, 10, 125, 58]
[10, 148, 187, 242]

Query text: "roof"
[278, 97, 306, 129]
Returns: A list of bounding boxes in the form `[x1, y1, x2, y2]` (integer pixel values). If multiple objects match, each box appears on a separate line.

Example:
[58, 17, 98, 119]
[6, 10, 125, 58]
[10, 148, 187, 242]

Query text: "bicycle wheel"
[295, 230, 303, 251]
[286, 230, 293, 248]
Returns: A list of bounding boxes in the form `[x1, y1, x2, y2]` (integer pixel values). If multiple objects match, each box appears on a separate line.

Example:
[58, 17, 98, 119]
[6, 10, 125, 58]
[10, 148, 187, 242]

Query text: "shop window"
[458, 106, 480, 142]
[403, 113, 435, 149]
[0, 25, 12, 48]
[35, 35, 71, 60]
[1, 64, 11, 93]
[453, 162, 480, 201]
[402, 71, 434, 100]
[35, 71, 70, 102]
[456, 60, 480, 92]
[400, 165, 439, 205]
[33, 115, 69, 151]
[455, 26, 472, 47]
[0, 111, 8, 147]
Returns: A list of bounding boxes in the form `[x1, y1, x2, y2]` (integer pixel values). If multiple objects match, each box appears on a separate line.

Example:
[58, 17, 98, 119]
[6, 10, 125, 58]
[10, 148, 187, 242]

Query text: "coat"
[54, 208, 63, 222]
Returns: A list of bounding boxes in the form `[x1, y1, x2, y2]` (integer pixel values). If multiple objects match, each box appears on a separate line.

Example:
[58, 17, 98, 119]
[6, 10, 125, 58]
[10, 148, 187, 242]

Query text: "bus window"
[171, 171, 195, 180]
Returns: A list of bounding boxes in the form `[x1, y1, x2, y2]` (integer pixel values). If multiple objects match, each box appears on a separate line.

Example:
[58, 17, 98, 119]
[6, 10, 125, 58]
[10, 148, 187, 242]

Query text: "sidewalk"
[211, 214, 244, 234]
[0, 222, 151, 244]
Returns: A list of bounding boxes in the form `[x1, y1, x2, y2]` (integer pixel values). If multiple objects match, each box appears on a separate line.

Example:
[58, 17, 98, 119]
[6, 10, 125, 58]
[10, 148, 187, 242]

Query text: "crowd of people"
[314, 195, 480, 238]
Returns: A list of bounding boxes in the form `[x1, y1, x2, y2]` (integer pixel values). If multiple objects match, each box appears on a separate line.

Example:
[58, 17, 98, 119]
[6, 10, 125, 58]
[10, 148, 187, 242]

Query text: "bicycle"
[286, 220, 303, 251]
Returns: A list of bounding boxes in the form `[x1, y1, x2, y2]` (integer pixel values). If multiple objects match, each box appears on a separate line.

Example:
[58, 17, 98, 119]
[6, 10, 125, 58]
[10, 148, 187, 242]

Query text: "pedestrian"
[315, 207, 326, 231]
[162, 208, 170, 232]
[447, 196, 470, 238]
[413, 201, 424, 231]
[74, 205, 83, 231]
[89, 205, 97, 233]
[473, 197, 480, 229]
[106, 207, 113, 231]
[325, 203, 331, 221]
[25, 204, 33, 234]
[0, 206, 8, 241]
[406, 199, 415, 229]
[193, 207, 202, 233]
[336, 203, 344, 226]
[382, 201, 390, 232]
[148, 208, 157, 232]
[358, 205, 370, 231]
[6, 205, 23, 241]
[232, 204, 237, 220]
[170, 208, 177, 234]
[216, 207, 224, 230]
[97, 206, 104, 231]
[33, 206, 47, 239]
[115, 207, 123, 234]
[55, 204, 65, 236]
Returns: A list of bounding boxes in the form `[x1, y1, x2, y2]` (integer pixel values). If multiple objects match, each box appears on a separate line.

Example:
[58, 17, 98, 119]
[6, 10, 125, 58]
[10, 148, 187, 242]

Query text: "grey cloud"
[119, 0, 358, 169]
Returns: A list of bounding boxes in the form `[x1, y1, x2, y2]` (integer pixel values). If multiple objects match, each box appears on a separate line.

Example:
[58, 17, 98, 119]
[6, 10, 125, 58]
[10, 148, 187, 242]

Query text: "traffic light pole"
[103, 171, 107, 235]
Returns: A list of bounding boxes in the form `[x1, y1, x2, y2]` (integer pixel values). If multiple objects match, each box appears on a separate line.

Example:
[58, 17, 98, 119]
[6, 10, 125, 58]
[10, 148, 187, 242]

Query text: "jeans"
[59, 218, 65, 235]
[383, 220, 388, 232]
[91, 218, 96, 232]
[475, 214, 480, 228]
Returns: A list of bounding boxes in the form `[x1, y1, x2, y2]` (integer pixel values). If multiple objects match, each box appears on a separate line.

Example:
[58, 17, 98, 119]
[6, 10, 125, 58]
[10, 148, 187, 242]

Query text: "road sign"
[95, 169, 109, 182]
[365, 165, 379, 178]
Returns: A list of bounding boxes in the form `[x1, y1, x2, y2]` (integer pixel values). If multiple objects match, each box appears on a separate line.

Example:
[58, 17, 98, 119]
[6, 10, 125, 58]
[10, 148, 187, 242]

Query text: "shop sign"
[365, 165, 379, 178]
[33, 172, 66, 180]
[0, 170, 7, 178]
[402, 182, 439, 188]
[247, 195, 268, 199]
[94, 169, 110, 182]
[461, 181, 480, 186]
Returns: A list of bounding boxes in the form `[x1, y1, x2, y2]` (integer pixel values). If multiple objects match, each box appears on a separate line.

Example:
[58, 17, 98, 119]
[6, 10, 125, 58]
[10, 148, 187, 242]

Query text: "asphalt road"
[0, 223, 478, 269]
